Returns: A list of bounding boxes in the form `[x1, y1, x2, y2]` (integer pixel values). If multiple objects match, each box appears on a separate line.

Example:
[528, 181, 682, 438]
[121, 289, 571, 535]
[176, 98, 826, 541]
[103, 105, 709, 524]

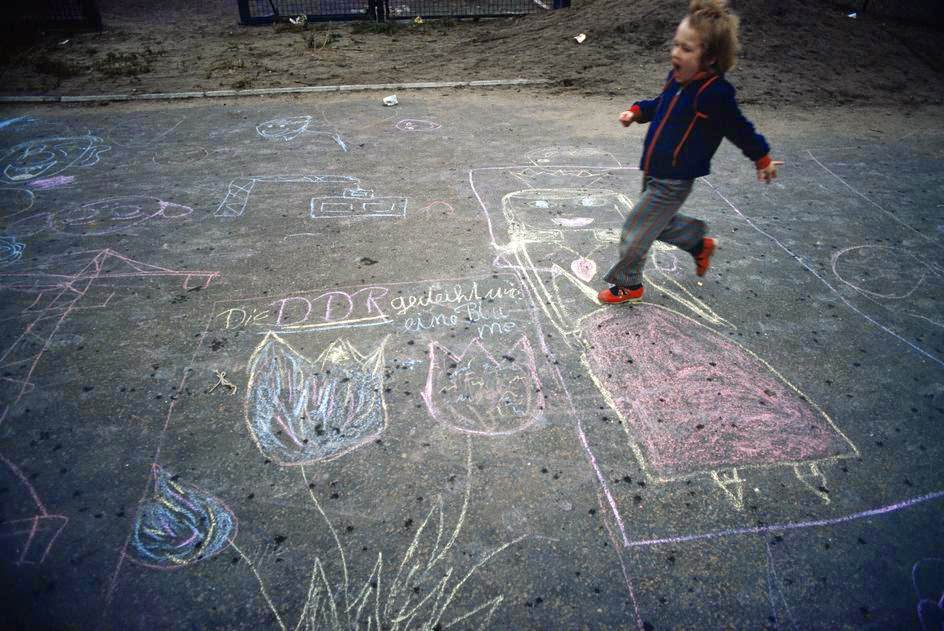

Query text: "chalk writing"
[423, 335, 544, 435]
[128, 465, 236, 569]
[0, 135, 110, 184]
[245, 332, 388, 465]
[215, 286, 390, 332]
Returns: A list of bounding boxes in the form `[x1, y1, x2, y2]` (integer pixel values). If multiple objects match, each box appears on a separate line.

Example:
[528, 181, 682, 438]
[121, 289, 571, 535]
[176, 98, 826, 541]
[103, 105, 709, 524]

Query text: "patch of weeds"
[206, 57, 246, 79]
[351, 21, 400, 35]
[306, 31, 342, 49]
[33, 54, 84, 78]
[98, 51, 152, 78]
[231, 78, 252, 89]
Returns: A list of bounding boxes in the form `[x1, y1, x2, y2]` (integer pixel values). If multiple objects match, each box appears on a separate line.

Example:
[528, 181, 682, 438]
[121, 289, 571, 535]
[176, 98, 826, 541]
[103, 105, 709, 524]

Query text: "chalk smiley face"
[502, 188, 630, 234]
[0, 135, 110, 183]
[256, 116, 313, 141]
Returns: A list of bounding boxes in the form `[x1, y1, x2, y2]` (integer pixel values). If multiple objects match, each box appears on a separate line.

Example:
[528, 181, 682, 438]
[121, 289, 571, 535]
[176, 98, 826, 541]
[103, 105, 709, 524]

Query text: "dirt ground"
[1, 0, 943, 107]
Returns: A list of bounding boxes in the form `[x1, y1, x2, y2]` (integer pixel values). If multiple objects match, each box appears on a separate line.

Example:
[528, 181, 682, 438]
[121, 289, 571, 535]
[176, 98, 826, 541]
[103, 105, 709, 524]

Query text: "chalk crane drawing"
[256, 115, 347, 150]
[0, 134, 110, 184]
[235, 441, 524, 631]
[0, 249, 219, 427]
[214, 174, 406, 220]
[245, 332, 389, 465]
[127, 465, 237, 570]
[422, 335, 545, 436]
[0, 453, 68, 565]
[470, 159, 856, 508]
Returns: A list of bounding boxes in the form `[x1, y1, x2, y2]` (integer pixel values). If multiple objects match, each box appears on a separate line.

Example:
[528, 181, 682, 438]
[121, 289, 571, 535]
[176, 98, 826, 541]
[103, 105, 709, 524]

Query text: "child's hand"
[757, 160, 784, 184]
[618, 110, 636, 127]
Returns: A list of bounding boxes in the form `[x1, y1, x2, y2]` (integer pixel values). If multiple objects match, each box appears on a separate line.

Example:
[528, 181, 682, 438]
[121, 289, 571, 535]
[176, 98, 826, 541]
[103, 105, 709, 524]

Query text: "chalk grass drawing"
[0, 249, 218, 426]
[236, 441, 524, 631]
[0, 235, 25, 265]
[395, 119, 442, 132]
[913, 558, 944, 630]
[127, 465, 237, 570]
[214, 175, 404, 220]
[47, 196, 194, 236]
[422, 336, 545, 436]
[0, 135, 110, 184]
[257, 115, 347, 150]
[580, 303, 857, 508]
[0, 453, 68, 565]
[245, 332, 389, 465]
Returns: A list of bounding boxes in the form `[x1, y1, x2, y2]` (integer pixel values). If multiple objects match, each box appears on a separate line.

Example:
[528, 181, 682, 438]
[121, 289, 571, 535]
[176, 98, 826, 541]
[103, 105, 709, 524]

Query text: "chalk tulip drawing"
[128, 465, 236, 570]
[422, 336, 545, 436]
[245, 332, 388, 465]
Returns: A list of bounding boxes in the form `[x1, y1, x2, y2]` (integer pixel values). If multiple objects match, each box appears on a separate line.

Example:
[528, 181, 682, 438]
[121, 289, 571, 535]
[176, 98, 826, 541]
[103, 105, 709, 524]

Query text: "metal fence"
[1, 0, 101, 30]
[237, 0, 569, 24]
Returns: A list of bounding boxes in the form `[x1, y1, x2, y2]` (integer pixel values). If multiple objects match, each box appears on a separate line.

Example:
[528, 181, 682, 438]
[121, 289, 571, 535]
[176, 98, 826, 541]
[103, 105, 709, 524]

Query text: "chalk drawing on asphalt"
[422, 335, 545, 436]
[581, 303, 857, 508]
[0, 452, 68, 565]
[765, 539, 799, 630]
[0, 250, 219, 427]
[127, 465, 237, 570]
[28, 175, 76, 190]
[526, 146, 623, 169]
[215, 175, 404, 219]
[0, 134, 110, 184]
[257, 115, 347, 151]
[913, 558, 944, 630]
[245, 332, 389, 465]
[152, 145, 209, 166]
[0, 235, 25, 266]
[0, 187, 35, 216]
[395, 119, 441, 132]
[106, 117, 184, 148]
[47, 196, 194, 236]
[236, 439, 524, 631]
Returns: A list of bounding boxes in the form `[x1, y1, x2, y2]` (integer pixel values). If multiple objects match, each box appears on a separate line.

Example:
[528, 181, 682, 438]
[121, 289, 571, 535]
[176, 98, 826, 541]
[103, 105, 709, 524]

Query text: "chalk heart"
[571, 257, 597, 282]
[246, 332, 387, 465]
[422, 336, 544, 436]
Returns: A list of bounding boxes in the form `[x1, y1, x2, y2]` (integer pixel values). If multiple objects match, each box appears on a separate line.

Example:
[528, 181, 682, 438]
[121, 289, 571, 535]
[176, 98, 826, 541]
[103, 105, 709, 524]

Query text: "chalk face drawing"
[581, 303, 857, 480]
[0, 235, 24, 265]
[423, 336, 544, 435]
[0, 453, 68, 565]
[257, 116, 312, 141]
[526, 146, 622, 168]
[0, 135, 110, 183]
[245, 332, 388, 465]
[395, 119, 441, 132]
[49, 196, 193, 236]
[128, 465, 236, 570]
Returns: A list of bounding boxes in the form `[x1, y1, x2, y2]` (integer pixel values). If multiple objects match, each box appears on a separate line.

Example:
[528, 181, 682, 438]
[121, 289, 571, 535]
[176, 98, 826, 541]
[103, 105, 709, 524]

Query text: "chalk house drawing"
[0, 453, 68, 565]
[238, 441, 524, 631]
[127, 465, 237, 570]
[470, 159, 856, 507]
[245, 332, 388, 465]
[422, 336, 545, 436]
[0, 249, 219, 427]
[214, 174, 406, 220]
[0, 135, 110, 184]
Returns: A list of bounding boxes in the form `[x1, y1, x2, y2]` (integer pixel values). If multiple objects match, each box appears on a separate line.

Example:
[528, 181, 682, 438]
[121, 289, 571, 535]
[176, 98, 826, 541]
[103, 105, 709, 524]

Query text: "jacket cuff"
[755, 155, 772, 170]
[630, 104, 642, 117]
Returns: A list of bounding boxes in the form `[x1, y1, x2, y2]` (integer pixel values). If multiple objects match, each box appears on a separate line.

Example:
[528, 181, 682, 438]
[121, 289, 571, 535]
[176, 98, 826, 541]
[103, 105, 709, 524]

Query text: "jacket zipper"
[672, 112, 708, 167]
[643, 88, 682, 175]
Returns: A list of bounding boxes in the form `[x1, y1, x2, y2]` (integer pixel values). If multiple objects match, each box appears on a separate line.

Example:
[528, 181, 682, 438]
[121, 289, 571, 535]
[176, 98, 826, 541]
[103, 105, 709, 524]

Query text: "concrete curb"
[0, 79, 553, 104]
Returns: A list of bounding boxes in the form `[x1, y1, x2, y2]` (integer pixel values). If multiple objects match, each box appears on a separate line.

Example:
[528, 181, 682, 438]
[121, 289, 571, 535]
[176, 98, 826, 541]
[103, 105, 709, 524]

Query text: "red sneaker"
[694, 237, 716, 277]
[597, 285, 644, 304]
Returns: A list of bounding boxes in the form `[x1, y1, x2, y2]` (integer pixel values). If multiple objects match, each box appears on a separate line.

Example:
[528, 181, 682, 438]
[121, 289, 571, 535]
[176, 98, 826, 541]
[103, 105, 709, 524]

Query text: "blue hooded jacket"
[631, 71, 770, 179]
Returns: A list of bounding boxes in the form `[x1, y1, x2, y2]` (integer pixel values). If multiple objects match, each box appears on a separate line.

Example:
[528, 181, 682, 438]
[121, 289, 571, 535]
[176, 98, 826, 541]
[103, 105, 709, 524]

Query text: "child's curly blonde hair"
[687, 0, 740, 73]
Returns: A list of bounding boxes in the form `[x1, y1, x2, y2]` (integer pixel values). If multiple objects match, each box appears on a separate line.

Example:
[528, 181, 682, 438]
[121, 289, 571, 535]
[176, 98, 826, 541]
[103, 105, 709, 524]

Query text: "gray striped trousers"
[603, 176, 705, 287]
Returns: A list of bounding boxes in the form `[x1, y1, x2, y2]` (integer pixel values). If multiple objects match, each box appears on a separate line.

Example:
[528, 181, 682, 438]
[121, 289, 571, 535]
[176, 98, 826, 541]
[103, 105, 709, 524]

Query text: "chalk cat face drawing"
[1, 135, 109, 183]
[502, 188, 630, 235]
